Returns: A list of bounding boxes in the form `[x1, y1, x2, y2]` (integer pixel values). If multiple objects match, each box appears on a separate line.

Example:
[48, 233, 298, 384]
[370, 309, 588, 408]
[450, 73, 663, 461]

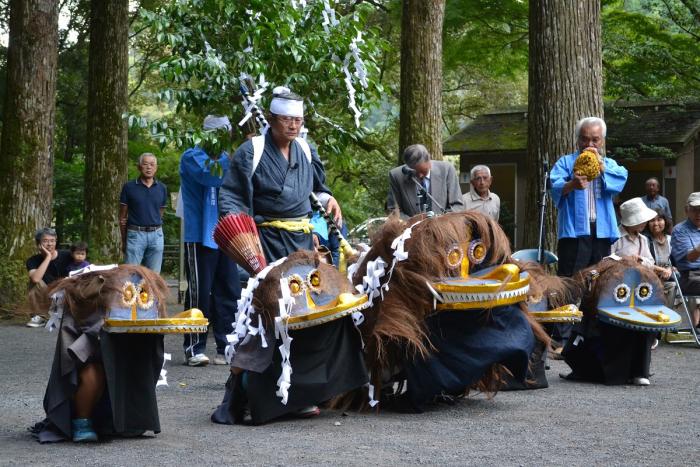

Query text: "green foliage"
[603, 0, 700, 100]
[53, 156, 86, 242]
[323, 121, 398, 227]
[134, 0, 386, 156]
[610, 143, 678, 162]
[440, 0, 529, 133]
[0, 260, 27, 317]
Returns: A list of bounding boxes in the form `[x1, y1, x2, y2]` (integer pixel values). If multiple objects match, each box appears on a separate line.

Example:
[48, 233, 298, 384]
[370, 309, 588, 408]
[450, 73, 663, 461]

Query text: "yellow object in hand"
[573, 149, 601, 180]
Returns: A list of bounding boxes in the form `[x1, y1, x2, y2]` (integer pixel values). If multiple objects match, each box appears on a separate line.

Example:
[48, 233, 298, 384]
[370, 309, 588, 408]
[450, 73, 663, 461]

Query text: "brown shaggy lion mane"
[47, 264, 169, 323]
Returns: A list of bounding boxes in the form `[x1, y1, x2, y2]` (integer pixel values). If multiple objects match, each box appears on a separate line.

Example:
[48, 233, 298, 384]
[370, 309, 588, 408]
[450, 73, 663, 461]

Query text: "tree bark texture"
[523, 0, 604, 252]
[85, 0, 129, 261]
[0, 0, 58, 259]
[398, 0, 445, 162]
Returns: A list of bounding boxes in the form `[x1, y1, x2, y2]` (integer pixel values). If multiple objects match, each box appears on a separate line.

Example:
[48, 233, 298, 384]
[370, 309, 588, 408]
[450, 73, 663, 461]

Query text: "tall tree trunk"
[398, 0, 445, 162]
[85, 0, 129, 261]
[523, 0, 604, 252]
[0, 0, 58, 260]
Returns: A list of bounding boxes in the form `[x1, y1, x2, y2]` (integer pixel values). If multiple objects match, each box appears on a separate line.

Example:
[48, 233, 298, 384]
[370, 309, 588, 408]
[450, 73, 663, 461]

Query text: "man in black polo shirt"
[26, 227, 72, 327]
[119, 153, 168, 273]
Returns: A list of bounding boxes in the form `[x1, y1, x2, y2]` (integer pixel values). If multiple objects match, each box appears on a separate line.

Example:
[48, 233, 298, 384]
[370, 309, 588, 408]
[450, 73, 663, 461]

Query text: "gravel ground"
[1, 324, 698, 466]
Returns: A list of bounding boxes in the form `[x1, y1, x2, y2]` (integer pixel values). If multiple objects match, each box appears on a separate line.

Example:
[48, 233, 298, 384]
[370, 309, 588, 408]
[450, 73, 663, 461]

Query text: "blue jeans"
[125, 228, 164, 273]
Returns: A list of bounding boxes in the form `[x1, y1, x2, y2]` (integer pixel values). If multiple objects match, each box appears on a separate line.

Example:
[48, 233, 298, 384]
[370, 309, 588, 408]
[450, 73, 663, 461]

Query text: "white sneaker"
[212, 354, 228, 365]
[187, 353, 210, 367]
[633, 377, 650, 386]
[26, 315, 46, 328]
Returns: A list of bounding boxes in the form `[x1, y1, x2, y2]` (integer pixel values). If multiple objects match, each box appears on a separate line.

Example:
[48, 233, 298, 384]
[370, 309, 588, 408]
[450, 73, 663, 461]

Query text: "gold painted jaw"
[529, 304, 583, 323]
[431, 263, 530, 310]
[104, 308, 209, 334]
[285, 292, 369, 330]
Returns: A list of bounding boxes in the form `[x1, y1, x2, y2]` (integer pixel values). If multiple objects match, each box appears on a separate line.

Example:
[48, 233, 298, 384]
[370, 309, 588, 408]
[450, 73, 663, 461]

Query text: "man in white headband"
[219, 86, 343, 263]
[180, 115, 241, 367]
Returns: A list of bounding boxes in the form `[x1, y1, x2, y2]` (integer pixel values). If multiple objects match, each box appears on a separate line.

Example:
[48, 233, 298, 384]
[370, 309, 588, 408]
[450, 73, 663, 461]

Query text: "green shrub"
[0, 260, 27, 318]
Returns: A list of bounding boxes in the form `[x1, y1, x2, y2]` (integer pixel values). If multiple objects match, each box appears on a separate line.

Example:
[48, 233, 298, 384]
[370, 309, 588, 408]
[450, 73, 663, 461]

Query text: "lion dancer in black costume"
[560, 256, 681, 386]
[347, 212, 550, 411]
[212, 86, 367, 424]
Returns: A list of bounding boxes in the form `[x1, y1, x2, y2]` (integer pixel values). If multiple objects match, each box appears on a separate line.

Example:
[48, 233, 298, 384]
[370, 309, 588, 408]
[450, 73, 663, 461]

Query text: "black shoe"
[559, 371, 580, 381]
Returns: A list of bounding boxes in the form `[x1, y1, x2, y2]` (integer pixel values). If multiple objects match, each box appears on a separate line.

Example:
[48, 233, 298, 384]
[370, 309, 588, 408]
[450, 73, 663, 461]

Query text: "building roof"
[443, 102, 700, 154]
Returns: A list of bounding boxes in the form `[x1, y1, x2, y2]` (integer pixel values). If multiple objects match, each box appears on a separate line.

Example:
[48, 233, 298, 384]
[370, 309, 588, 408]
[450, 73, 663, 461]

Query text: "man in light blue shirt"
[642, 177, 673, 223]
[671, 192, 700, 328]
[180, 115, 241, 367]
[551, 117, 628, 277]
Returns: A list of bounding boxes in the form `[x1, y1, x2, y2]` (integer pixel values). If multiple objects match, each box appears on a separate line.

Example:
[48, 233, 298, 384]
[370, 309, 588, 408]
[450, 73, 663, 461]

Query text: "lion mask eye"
[287, 274, 305, 297]
[468, 239, 487, 265]
[307, 269, 322, 292]
[635, 282, 653, 301]
[445, 244, 463, 270]
[614, 283, 630, 303]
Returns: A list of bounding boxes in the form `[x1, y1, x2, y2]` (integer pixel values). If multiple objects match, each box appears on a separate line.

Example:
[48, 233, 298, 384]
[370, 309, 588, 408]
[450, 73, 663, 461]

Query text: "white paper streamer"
[225, 257, 288, 363]
[238, 73, 270, 135]
[354, 220, 424, 308]
[351, 311, 365, 327]
[321, 0, 340, 33]
[45, 291, 65, 332]
[342, 32, 369, 127]
[274, 276, 296, 404]
[366, 382, 379, 407]
[156, 353, 172, 387]
[346, 242, 370, 283]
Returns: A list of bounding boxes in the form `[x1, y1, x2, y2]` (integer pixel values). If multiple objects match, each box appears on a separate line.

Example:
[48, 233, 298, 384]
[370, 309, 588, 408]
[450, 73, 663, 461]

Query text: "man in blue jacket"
[550, 117, 628, 353]
[180, 115, 241, 366]
[551, 117, 628, 277]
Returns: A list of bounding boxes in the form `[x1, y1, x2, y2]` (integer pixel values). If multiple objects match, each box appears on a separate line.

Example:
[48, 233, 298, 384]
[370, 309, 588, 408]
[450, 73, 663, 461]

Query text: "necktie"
[420, 178, 432, 212]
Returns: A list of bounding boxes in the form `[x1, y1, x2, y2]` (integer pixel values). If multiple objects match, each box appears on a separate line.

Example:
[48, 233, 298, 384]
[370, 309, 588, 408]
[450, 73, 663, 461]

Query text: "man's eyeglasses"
[275, 116, 304, 125]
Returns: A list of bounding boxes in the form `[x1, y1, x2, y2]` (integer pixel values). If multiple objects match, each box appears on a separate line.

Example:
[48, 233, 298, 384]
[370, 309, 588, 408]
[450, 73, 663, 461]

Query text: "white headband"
[203, 115, 232, 131]
[270, 86, 304, 117]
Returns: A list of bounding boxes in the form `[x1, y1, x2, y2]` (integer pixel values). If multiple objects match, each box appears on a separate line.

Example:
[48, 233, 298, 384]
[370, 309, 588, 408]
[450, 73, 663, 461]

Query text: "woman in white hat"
[612, 197, 673, 280]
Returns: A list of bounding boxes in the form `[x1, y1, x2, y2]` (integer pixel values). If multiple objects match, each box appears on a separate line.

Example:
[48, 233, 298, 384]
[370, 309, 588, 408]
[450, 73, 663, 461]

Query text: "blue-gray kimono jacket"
[219, 133, 332, 262]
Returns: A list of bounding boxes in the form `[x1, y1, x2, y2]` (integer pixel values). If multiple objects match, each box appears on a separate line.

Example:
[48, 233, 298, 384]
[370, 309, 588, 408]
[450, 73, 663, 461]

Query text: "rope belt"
[257, 219, 314, 234]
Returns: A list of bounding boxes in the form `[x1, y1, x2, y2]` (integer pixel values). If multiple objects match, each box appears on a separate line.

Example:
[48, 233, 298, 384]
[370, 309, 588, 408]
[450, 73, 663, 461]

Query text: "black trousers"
[554, 229, 611, 344]
[183, 243, 241, 356]
[557, 234, 612, 278]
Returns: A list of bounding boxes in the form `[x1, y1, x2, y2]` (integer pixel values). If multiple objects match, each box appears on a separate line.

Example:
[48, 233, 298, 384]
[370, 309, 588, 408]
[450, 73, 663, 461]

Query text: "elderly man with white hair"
[551, 117, 628, 277]
[549, 117, 628, 353]
[180, 115, 241, 367]
[462, 164, 501, 221]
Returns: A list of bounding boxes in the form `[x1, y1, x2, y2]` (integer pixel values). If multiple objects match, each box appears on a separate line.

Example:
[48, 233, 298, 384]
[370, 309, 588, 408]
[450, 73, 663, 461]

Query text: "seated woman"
[611, 198, 672, 281]
[643, 210, 675, 302]
[30, 265, 167, 443]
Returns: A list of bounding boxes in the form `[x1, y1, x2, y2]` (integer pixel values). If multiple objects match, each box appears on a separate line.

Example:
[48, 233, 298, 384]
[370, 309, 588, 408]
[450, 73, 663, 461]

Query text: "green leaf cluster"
[135, 0, 386, 155]
[603, 0, 700, 100]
